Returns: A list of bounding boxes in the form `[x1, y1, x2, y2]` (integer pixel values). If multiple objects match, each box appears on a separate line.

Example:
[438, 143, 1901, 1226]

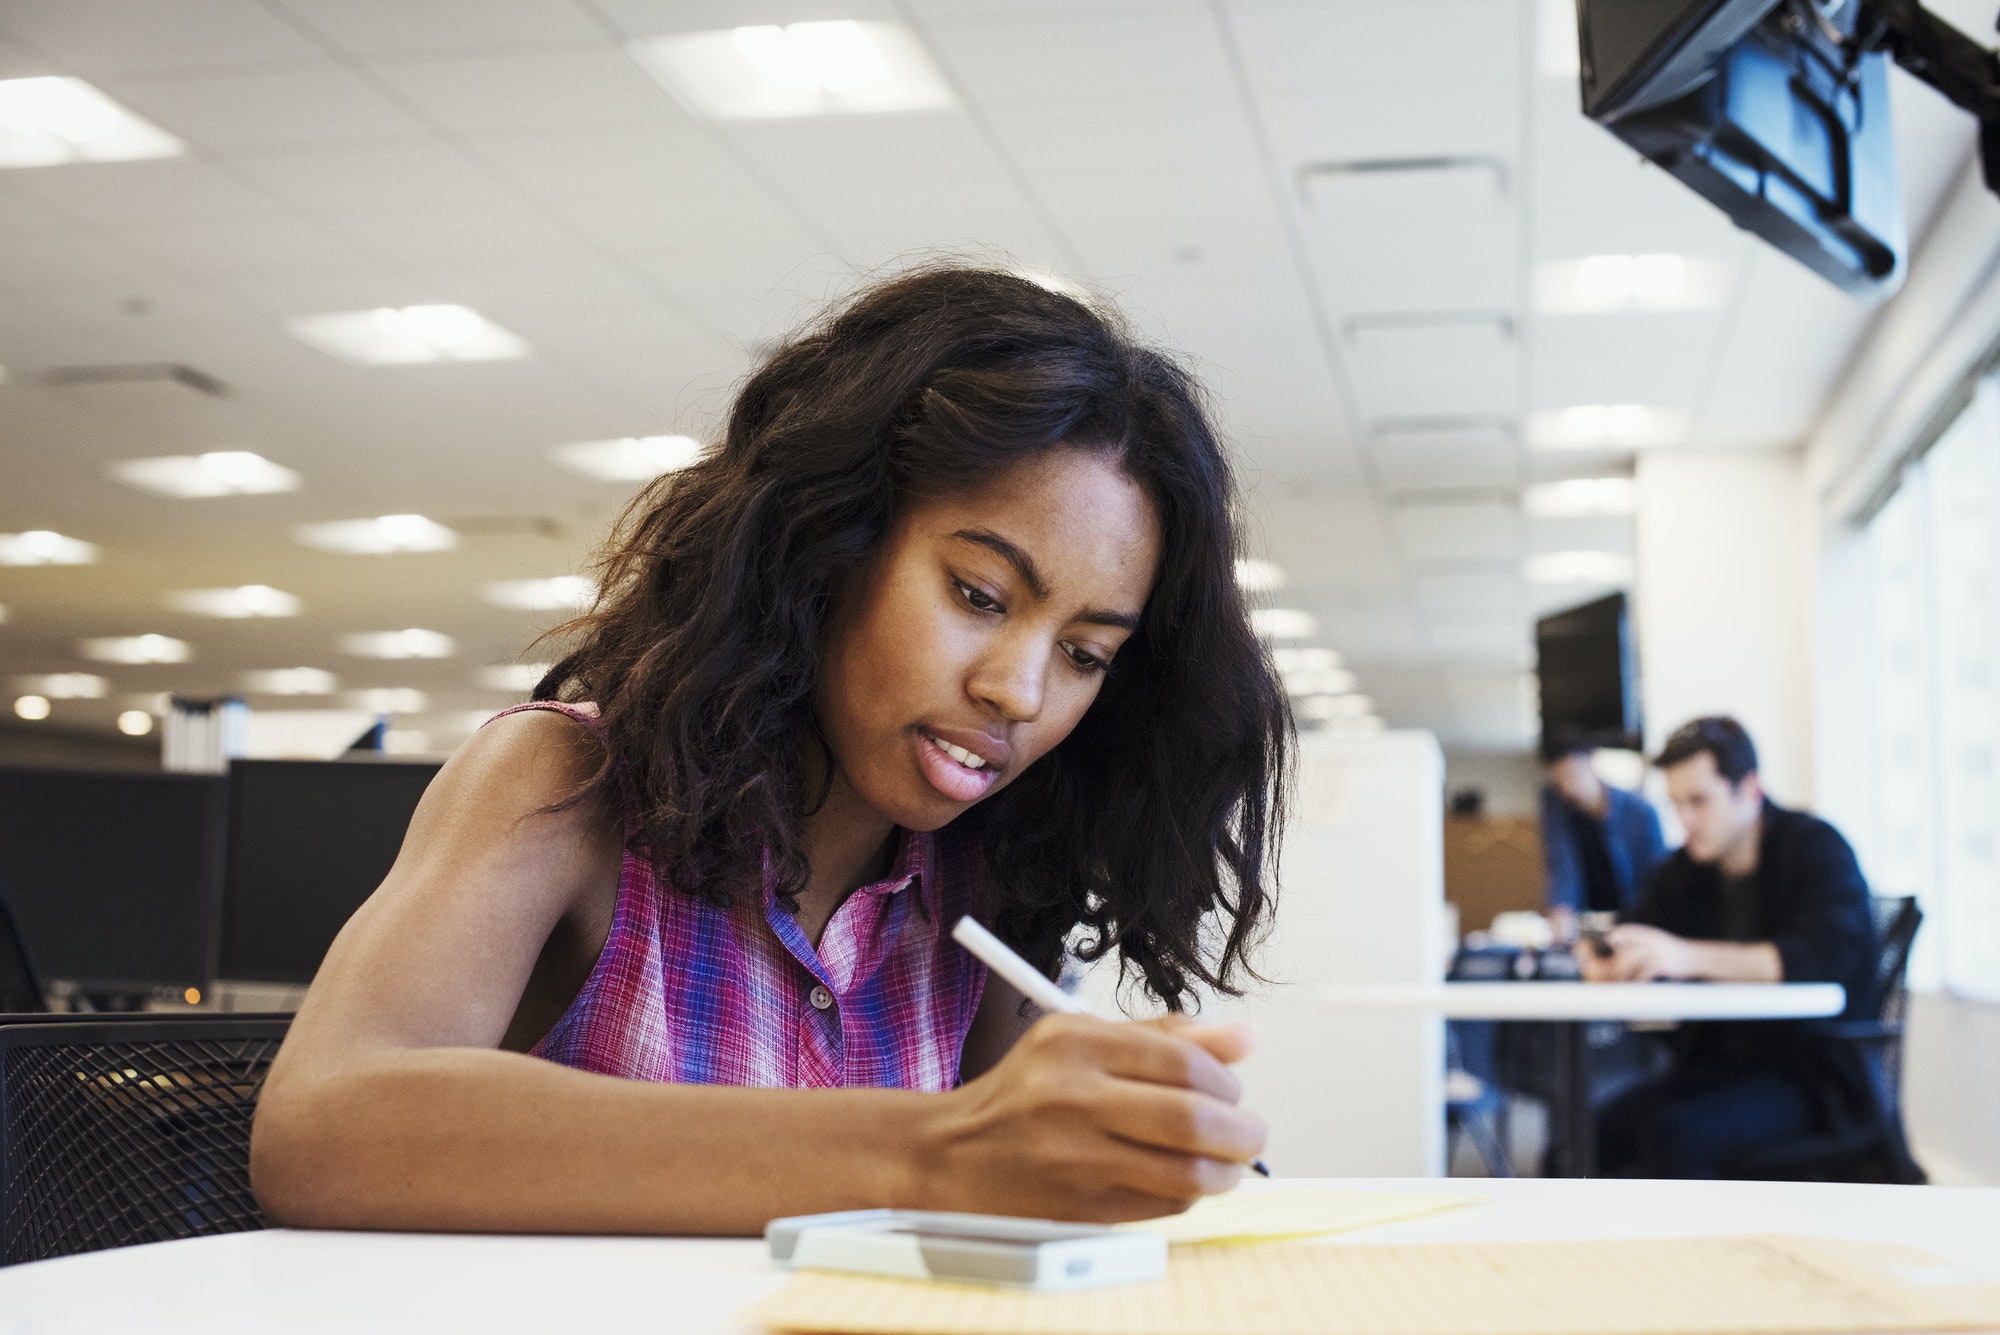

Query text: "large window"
[1863, 380, 2000, 998]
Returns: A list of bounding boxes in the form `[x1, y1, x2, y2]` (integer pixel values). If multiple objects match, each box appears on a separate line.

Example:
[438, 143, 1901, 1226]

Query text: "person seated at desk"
[1540, 732, 1668, 916]
[250, 267, 1282, 1235]
[1578, 716, 1877, 1178]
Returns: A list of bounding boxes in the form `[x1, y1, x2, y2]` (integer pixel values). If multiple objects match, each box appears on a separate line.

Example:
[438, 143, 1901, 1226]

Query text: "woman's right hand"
[910, 1012, 1266, 1223]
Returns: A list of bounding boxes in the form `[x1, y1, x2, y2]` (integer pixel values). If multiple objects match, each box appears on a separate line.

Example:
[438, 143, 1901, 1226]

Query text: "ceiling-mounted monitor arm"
[1851, 0, 2000, 191]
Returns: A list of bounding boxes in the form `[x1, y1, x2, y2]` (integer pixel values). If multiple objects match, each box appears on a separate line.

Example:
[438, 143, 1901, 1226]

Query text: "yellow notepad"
[754, 1233, 2000, 1335]
[1120, 1189, 1484, 1245]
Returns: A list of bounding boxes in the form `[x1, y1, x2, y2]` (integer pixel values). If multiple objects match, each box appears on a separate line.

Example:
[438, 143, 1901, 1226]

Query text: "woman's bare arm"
[251, 711, 1264, 1235]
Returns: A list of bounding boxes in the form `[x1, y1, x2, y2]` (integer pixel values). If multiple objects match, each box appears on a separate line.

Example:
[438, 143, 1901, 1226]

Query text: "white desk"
[1317, 981, 1847, 1021]
[1317, 982, 1848, 1175]
[0, 1179, 1992, 1333]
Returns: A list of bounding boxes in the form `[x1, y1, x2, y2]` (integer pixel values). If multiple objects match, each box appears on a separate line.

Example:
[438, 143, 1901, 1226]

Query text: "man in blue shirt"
[1540, 733, 1668, 914]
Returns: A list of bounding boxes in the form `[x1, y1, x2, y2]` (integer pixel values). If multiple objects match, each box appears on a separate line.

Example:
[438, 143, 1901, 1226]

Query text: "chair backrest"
[1867, 896, 1922, 1026]
[0, 878, 46, 1015]
[0, 1016, 290, 1265]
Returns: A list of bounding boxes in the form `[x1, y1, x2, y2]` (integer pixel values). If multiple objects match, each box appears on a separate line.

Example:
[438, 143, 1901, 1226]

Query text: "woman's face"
[817, 449, 1161, 832]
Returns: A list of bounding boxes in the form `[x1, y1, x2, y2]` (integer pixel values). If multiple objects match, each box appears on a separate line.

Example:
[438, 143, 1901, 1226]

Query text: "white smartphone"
[765, 1209, 1167, 1292]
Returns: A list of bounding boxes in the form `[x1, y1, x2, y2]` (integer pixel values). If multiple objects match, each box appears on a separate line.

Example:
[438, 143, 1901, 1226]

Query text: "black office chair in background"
[0, 1016, 290, 1265]
[0, 878, 48, 1015]
[1735, 896, 1926, 1185]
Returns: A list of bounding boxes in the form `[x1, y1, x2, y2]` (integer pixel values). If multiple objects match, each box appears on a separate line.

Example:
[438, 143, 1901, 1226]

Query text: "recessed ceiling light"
[551, 435, 704, 483]
[1535, 254, 1732, 315]
[1249, 608, 1320, 640]
[1298, 693, 1376, 722]
[1528, 405, 1689, 450]
[1523, 478, 1638, 517]
[0, 530, 98, 565]
[478, 663, 550, 692]
[483, 577, 595, 612]
[287, 305, 530, 366]
[16, 672, 107, 699]
[117, 710, 154, 737]
[165, 585, 302, 619]
[0, 76, 184, 169]
[13, 695, 49, 721]
[295, 514, 458, 554]
[631, 21, 955, 121]
[1282, 667, 1359, 697]
[109, 451, 300, 498]
[1274, 647, 1346, 674]
[81, 634, 190, 665]
[340, 629, 455, 660]
[349, 687, 427, 715]
[1524, 551, 1635, 584]
[1235, 559, 1288, 592]
[243, 667, 338, 695]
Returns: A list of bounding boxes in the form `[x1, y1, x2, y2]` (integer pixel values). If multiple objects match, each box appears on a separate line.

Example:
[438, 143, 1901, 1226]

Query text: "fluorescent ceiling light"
[1234, 559, 1287, 592]
[287, 305, 529, 366]
[13, 695, 49, 721]
[1298, 693, 1376, 722]
[82, 634, 190, 665]
[1535, 254, 1732, 314]
[110, 451, 300, 498]
[632, 21, 955, 121]
[244, 667, 338, 695]
[1528, 404, 1689, 450]
[483, 577, 595, 612]
[0, 76, 184, 169]
[165, 585, 301, 619]
[341, 629, 455, 660]
[117, 710, 154, 737]
[478, 663, 550, 692]
[1524, 550, 1635, 585]
[349, 687, 427, 715]
[0, 530, 97, 565]
[296, 514, 458, 554]
[1273, 647, 1345, 673]
[1523, 477, 1638, 517]
[551, 435, 703, 483]
[1282, 667, 1359, 698]
[1250, 608, 1319, 640]
[16, 672, 107, 699]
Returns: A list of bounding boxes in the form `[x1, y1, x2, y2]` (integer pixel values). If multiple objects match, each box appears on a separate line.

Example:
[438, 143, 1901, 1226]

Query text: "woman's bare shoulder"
[415, 706, 618, 845]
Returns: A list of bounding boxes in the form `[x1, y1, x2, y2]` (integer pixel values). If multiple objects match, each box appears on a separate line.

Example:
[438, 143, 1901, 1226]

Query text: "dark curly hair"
[537, 265, 1291, 1009]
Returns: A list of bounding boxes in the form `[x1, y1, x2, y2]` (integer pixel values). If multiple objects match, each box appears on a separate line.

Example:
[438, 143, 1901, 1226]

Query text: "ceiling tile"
[1370, 422, 1519, 490]
[1393, 500, 1520, 563]
[368, 48, 679, 134]
[593, 0, 901, 35]
[724, 116, 999, 189]
[232, 141, 529, 220]
[276, 0, 606, 57]
[5, 160, 284, 229]
[982, 96, 1260, 175]
[924, 10, 1235, 109]
[105, 62, 433, 150]
[1344, 319, 1523, 420]
[0, 0, 322, 74]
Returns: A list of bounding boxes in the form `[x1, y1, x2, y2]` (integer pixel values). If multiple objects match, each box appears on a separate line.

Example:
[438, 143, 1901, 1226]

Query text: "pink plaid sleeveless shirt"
[491, 702, 989, 1091]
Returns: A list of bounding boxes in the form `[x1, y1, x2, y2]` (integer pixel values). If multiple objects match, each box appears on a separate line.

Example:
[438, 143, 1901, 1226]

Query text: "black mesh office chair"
[0, 877, 48, 1015]
[0, 1016, 290, 1265]
[1734, 896, 1926, 1184]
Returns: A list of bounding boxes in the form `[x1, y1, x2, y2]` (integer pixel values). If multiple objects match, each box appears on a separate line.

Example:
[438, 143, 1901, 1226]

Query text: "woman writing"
[251, 266, 1291, 1234]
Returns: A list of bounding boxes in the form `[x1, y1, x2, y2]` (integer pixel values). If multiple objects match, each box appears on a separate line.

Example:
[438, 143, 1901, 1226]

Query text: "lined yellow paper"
[755, 1233, 2000, 1335]
[1119, 1189, 1483, 1245]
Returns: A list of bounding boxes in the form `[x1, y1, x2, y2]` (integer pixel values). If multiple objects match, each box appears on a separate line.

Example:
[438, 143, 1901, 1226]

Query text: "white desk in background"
[1317, 982, 1848, 1176]
[0, 1178, 1992, 1334]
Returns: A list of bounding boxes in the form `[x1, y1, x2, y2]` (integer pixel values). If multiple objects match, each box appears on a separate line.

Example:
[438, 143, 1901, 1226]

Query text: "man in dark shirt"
[1540, 734, 1668, 915]
[1580, 716, 1878, 1177]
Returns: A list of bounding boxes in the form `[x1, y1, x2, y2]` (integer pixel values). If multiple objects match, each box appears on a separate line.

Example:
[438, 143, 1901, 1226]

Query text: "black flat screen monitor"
[1536, 592, 1643, 755]
[221, 759, 441, 984]
[0, 767, 226, 993]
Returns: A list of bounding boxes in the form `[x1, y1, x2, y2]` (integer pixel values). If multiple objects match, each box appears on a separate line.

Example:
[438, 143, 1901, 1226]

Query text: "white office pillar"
[1223, 729, 1448, 1177]
[1634, 450, 1813, 805]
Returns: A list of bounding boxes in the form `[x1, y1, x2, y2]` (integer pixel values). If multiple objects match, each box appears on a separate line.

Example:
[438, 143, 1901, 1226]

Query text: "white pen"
[951, 915, 1271, 1178]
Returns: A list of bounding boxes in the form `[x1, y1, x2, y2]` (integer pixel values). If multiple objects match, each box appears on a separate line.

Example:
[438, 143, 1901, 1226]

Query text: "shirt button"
[809, 985, 834, 1011]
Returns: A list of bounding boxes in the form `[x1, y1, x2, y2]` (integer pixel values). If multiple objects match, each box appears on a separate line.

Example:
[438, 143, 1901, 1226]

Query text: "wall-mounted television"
[1536, 591, 1643, 756]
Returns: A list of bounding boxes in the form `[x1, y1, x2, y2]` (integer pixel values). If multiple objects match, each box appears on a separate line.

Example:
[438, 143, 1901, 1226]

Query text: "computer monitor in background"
[220, 759, 441, 985]
[1536, 591, 1643, 756]
[0, 767, 226, 1002]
